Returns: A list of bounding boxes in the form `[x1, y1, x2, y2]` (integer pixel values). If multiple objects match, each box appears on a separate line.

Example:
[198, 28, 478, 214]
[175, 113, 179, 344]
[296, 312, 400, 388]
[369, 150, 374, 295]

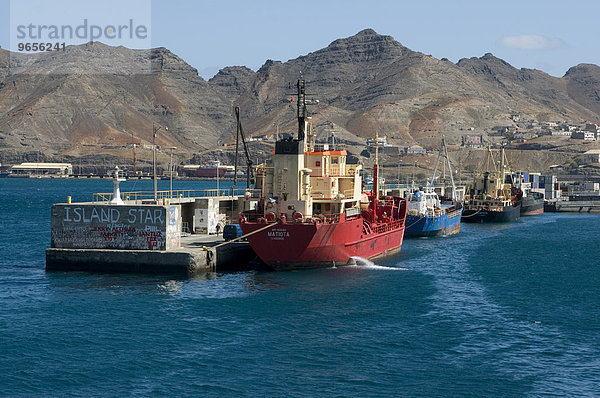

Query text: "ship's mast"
[297, 75, 307, 142]
[430, 137, 457, 200]
[372, 132, 380, 222]
[430, 141, 442, 190]
[501, 146, 505, 180]
[484, 145, 498, 173]
[443, 137, 457, 200]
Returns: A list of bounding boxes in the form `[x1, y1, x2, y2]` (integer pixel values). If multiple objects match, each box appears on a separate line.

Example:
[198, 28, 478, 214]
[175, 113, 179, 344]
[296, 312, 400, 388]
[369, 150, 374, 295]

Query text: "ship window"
[331, 157, 339, 164]
[316, 161, 321, 167]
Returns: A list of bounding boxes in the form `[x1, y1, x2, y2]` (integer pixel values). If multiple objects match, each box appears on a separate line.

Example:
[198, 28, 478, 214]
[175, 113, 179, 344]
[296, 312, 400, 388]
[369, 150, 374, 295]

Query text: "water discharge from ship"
[349, 256, 407, 271]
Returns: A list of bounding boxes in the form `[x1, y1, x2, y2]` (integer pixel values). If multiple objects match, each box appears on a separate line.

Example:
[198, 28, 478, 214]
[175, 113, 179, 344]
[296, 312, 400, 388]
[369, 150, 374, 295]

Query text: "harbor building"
[11, 162, 73, 176]
[584, 149, 600, 164]
[406, 145, 427, 155]
[571, 131, 596, 141]
[462, 134, 484, 148]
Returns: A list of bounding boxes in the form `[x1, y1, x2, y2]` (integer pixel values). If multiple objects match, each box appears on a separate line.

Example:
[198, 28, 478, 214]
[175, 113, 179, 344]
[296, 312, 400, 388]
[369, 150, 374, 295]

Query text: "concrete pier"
[46, 234, 257, 274]
[46, 185, 259, 274]
[46, 247, 211, 273]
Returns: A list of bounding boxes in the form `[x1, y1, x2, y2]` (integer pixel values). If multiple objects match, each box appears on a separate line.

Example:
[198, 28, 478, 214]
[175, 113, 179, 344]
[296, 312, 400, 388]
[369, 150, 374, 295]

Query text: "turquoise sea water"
[1, 178, 600, 396]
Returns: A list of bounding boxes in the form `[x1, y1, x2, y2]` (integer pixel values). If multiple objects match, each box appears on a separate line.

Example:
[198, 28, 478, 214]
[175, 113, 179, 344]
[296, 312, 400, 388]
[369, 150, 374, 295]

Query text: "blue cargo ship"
[404, 138, 462, 238]
[404, 189, 462, 238]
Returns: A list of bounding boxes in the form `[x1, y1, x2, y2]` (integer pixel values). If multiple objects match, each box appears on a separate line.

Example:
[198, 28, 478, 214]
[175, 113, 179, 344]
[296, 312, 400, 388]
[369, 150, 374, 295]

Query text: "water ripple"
[402, 218, 600, 395]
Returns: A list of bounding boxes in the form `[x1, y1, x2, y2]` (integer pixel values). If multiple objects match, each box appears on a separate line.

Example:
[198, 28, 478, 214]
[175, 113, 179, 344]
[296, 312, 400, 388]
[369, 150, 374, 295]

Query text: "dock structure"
[46, 234, 257, 274]
[46, 177, 259, 274]
[544, 199, 600, 213]
[543, 179, 600, 213]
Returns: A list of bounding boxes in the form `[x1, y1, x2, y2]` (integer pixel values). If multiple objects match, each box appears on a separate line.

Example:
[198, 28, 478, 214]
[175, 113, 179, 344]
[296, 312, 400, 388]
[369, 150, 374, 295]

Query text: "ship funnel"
[483, 172, 489, 194]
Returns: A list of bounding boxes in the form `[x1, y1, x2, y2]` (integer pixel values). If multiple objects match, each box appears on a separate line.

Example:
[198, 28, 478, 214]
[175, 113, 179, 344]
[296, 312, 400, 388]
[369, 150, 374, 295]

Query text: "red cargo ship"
[239, 77, 407, 271]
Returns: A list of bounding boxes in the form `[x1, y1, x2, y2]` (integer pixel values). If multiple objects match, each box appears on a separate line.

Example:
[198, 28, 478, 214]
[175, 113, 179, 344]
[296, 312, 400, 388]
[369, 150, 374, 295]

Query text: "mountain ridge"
[0, 30, 599, 170]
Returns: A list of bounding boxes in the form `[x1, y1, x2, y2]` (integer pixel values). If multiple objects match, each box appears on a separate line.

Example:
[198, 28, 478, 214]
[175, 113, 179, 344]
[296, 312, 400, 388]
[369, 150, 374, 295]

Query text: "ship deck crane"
[233, 106, 254, 188]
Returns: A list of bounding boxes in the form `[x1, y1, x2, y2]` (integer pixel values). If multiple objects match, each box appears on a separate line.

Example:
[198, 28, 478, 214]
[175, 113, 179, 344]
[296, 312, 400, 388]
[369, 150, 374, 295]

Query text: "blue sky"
[0, 0, 598, 79]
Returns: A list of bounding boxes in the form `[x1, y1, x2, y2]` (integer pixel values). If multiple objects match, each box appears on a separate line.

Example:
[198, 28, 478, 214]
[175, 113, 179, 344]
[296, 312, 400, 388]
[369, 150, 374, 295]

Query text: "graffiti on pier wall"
[51, 204, 181, 250]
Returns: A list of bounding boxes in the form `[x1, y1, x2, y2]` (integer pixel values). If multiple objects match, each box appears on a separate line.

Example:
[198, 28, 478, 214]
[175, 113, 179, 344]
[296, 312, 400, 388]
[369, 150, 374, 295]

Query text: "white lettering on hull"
[268, 228, 290, 241]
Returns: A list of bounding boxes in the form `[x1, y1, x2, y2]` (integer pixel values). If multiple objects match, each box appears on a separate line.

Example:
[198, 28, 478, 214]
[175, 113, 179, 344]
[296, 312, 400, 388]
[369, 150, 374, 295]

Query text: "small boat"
[404, 138, 462, 238]
[239, 76, 407, 270]
[462, 147, 521, 223]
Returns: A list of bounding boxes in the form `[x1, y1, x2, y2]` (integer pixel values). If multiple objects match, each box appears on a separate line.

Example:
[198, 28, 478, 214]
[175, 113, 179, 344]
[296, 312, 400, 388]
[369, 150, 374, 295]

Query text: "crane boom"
[234, 106, 254, 188]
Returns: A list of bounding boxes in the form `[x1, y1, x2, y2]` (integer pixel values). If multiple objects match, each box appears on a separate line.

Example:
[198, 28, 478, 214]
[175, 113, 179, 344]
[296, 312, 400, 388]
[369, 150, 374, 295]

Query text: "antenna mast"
[296, 75, 307, 141]
[372, 132, 380, 222]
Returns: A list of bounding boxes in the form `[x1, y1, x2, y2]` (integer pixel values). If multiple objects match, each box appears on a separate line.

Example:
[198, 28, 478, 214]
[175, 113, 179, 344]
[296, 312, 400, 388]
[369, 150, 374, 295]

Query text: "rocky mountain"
[0, 49, 9, 83]
[209, 66, 255, 100]
[564, 64, 600, 115]
[0, 42, 235, 164]
[456, 53, 597, 118]
[1, 29, 600, 169]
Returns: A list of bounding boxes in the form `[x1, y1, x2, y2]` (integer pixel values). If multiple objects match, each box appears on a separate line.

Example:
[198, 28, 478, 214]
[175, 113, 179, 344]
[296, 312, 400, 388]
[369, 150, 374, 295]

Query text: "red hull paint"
[240, 218, 405, 271]
[521, 207, 544, 216]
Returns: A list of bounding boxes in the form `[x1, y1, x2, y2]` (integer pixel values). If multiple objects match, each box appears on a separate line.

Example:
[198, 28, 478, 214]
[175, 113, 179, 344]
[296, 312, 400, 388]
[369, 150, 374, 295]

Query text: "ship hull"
[520, 194, 544, 216]
[183, 167, 227, 178]
[461, 203, 521, 223]
[404, 207, 462, 238]
[240, 218, 405, 271]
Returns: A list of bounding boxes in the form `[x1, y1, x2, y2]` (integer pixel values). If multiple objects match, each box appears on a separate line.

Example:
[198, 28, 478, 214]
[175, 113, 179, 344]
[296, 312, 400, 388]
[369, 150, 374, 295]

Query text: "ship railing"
[370, 219, 405, 235]
[378, 198, 396, 206]
[467, 198, 511, 207]
[92, 188, 249, 203]
[366, 183, 464, 192]
[343, 189, 356, 199]
[241, 211, 265, 223]
[334, 171, 357, 178]
[310, 191, 355, 200]
[241, 211, 341, 224]
[329, 166, 341, 176]
[309, 169, 351, 178]
[319, 213, 341, 223]
[313, 172, 356, 178]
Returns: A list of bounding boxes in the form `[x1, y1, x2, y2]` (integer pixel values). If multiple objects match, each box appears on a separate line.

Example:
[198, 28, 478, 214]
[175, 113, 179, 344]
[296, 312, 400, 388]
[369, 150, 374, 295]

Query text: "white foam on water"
[349, 256, 408, 271]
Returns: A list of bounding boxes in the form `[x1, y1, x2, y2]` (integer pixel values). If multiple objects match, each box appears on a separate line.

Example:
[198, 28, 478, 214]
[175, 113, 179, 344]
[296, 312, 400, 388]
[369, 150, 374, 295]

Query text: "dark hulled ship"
[461, 148, 521, 223]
